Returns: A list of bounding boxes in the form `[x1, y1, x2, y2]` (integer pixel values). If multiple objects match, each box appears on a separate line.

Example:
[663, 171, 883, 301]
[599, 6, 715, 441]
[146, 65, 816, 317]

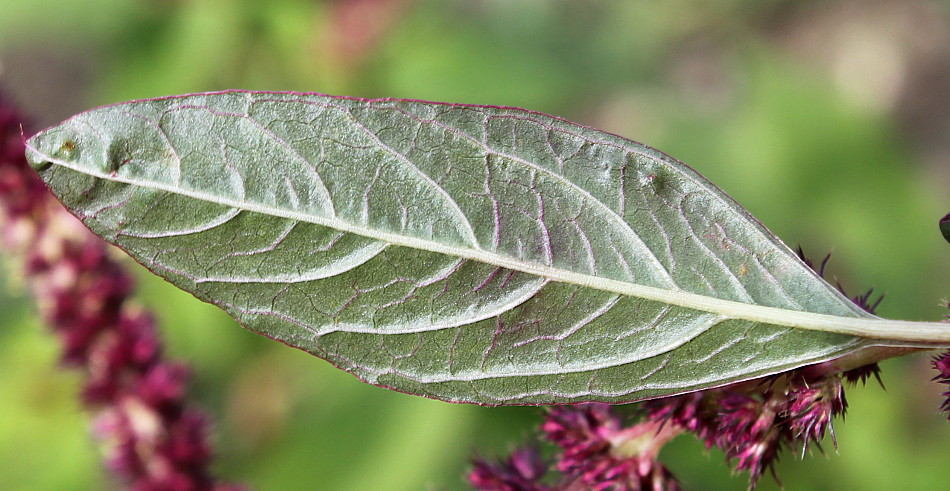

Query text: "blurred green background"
[1, 1, 948, 489]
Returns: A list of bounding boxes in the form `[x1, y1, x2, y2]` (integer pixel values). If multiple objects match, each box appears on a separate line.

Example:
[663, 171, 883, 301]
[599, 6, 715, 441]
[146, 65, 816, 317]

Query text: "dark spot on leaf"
[50, 139, 78, 163]
[646, 169, 676, 201]
[107, 138, 133, 173]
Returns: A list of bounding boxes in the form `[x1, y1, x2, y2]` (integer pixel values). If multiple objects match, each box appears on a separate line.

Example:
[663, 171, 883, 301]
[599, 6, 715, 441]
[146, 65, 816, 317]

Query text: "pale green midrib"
[29, 147, 950, 344]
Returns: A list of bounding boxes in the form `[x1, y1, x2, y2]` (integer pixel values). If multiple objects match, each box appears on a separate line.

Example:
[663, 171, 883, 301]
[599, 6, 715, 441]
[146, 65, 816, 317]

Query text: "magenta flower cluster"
[467, 368, 877, 490]
[644, 373, 848, 487]
[934, 300, 950, 419]
[469, 404, 680, 491]
[0, 93, 239, 490]
[933, 350, 950, 418]
[938, 295, 950, 418]
[469, 446, 549, 491]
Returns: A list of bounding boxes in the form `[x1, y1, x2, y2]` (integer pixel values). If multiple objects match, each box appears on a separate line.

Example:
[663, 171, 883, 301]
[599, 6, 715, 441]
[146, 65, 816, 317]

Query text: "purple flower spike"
[0, 92, 241, 490]
[543, 404, 618, 476]
[468, 446, 550, 491]
[643, 372, 852, 488]
[931, 350, 950, 418]
[786, 377, 846, 452]
[644, 392, 708, 443]
[543, 404, 680, 491]
[470, 404, 682, 491]
[715, 392, 784, 486]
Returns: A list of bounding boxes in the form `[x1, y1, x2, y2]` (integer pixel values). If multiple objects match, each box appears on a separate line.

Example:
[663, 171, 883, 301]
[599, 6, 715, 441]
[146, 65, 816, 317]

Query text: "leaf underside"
[25, 91, 879, 405]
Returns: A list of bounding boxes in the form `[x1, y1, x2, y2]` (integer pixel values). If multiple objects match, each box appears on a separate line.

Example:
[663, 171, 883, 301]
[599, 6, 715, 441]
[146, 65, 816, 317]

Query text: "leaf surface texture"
[26, 91, 887, 404]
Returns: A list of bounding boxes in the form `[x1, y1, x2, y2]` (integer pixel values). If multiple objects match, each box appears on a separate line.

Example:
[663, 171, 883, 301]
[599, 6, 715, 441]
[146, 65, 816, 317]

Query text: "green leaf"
[24, 91, 950, 404]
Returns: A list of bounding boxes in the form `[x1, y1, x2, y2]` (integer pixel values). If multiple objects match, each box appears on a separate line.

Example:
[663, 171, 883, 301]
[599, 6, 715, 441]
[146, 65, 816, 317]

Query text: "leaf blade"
[25, 91, 947, 404]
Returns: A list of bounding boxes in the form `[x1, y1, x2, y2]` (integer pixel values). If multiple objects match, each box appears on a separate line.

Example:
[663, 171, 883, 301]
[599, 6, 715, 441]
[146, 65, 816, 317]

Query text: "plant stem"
[801, 345, 928, 379]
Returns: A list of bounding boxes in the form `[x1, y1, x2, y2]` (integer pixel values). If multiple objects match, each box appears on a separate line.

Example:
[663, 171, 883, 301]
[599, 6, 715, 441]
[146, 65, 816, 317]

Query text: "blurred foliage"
[1, 0, 947, 489]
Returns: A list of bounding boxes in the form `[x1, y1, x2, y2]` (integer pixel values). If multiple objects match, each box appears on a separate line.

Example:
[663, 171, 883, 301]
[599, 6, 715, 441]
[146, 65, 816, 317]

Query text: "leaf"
[24, 91, 950, 405]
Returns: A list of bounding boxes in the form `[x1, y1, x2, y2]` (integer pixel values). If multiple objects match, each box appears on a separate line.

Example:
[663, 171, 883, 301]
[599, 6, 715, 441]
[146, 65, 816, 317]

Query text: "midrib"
[30, 148, 950, 345]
